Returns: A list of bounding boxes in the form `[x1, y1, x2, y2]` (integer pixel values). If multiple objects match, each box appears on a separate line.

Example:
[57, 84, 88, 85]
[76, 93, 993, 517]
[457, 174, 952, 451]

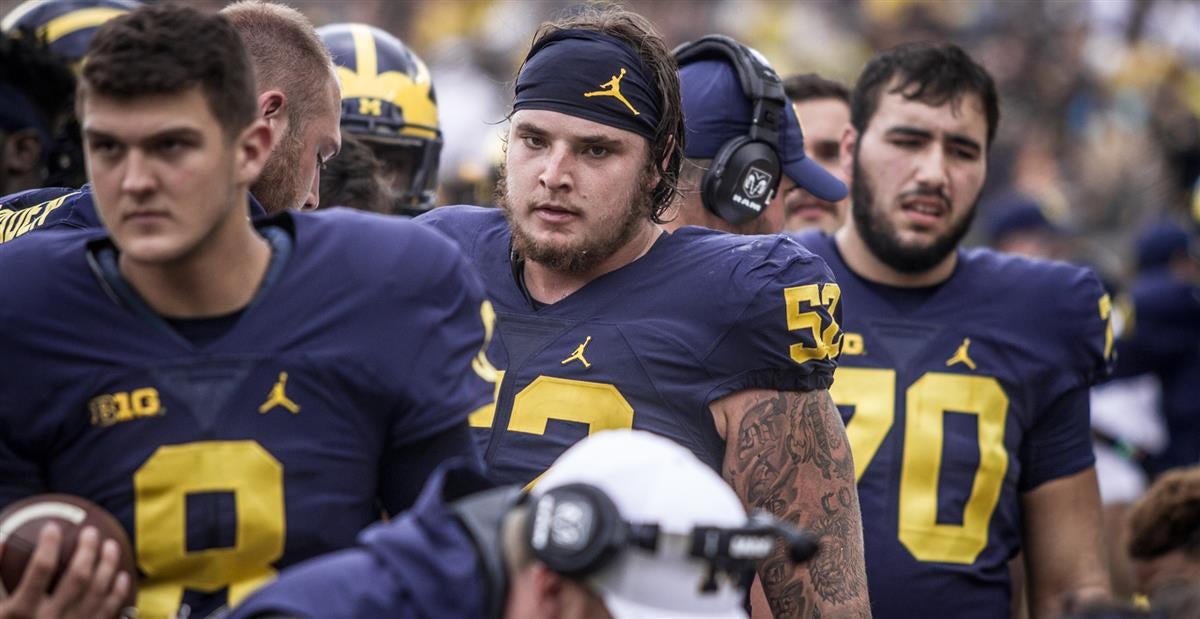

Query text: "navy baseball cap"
[680, 59, 847, 202]
[983, 193, 1062, 244]
[1135, 220, 1191, 272]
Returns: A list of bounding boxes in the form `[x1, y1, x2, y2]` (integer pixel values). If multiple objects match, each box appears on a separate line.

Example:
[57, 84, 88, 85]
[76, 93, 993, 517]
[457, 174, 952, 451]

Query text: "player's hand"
[0, 523, 132, 619]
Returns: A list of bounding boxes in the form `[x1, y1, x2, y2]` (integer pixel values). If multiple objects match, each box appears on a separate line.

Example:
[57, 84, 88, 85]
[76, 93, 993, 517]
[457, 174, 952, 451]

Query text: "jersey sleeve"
[703, 235, 842, 400]
[1057, 266, 1116, 391]
[383, 224, 496, 443]
[413, 205, 486, 255]
[0, 188, 87, 244]
[1019, 266, 1112, 490]
[1018, 385, 1095, 491]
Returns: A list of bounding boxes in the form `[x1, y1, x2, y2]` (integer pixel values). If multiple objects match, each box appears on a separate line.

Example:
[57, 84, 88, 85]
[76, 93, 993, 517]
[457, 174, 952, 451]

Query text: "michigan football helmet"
[2, 0, 139, 187]
[318, 23, 442, 215]
[1, 0, 140, 62]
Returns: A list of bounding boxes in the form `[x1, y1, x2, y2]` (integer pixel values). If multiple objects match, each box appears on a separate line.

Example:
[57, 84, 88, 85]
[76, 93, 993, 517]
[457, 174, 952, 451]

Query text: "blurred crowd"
[245, 0, 1200, 281]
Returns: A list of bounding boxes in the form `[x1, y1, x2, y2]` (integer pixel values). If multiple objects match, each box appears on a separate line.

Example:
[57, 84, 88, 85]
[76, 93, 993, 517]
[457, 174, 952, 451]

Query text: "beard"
[497, 164, 654, 275]
[252, 124, 307, 214]
[850, 149, 977, 274]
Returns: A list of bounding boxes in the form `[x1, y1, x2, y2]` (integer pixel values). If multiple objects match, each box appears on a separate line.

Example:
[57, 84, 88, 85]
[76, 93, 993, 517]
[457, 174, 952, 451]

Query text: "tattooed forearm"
[723, 389, 870, 618]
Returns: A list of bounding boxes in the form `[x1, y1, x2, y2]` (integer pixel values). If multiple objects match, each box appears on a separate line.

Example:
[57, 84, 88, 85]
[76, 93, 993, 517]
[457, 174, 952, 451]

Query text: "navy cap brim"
[783, 156, 847, 202]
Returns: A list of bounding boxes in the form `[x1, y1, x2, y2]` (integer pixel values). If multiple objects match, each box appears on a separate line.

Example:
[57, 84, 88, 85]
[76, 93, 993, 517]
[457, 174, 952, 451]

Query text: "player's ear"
[839, 124, 858, 182]
[233, 118, 272, 187]
[257, 90, 288, 149]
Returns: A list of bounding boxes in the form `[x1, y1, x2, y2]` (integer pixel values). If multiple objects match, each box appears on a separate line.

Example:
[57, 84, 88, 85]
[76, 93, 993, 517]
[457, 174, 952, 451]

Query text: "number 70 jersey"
[798, 231, 1113, 618]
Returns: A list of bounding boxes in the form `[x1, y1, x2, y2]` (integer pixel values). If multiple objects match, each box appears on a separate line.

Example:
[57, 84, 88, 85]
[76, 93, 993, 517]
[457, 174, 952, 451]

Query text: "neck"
[661, 196, 727, 233]
[120, 196, 272, 318]
[523, 221, 660, 305]
[662, 195, 768, 235]
[834, 219, 957, 287]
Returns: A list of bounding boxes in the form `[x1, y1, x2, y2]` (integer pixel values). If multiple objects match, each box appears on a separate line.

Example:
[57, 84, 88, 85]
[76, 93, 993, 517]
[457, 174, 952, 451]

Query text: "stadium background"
[3, 0, 1197, 281]
[184, 0, 1200, 290]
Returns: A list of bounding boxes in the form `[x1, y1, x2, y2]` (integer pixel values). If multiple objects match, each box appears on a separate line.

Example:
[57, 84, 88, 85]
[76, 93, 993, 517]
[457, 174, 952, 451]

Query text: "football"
[0, 494, 136, 609]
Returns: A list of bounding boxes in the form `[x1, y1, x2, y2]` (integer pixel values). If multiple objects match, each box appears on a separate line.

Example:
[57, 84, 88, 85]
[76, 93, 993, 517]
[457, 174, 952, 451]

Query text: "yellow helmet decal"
[39, 7, 127, 43]
[337, 24, 438, 140]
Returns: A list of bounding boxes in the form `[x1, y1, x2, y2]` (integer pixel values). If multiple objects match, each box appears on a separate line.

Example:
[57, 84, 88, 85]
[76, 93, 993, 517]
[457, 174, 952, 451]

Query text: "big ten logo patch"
[90, 388, 163, 427]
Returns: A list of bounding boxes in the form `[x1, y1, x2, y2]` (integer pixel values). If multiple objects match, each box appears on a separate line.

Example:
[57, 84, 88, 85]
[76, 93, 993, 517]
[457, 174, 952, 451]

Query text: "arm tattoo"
[724, 390, 870, 618]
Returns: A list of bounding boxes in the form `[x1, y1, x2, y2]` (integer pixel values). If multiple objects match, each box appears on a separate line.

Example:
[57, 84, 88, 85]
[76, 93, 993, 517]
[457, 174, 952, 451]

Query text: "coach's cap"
[681, 58, 847, 202]
[1136, 219, 1192, 273]
[536, 430, 748, 619]
[983, 193, 1062, 244]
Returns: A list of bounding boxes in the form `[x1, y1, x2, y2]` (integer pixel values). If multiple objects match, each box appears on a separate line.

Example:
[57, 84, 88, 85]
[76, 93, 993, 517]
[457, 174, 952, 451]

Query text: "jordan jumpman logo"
[561, 336, 593, 369]
[583, 68, 640, 116]
[259, 372, 301, 414]
[945, 338, 977, 371]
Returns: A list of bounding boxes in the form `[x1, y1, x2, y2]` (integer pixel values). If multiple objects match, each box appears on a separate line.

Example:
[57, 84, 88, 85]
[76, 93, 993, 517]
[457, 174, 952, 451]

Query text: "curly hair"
[1128, 466, 1200, 560]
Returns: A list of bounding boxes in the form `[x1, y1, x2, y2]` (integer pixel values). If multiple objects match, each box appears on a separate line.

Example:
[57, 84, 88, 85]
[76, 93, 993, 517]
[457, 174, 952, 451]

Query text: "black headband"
[514, 29, 660, 140]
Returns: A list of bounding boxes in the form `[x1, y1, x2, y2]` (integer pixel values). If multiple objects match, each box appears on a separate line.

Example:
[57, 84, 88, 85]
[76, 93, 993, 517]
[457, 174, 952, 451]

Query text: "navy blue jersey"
[419, 206, 841, 485]
[0, 185, 266, 243]
[0, 209, 492, 619]
[231, 462, 495, 619]
[798, 231, 1113, 618]
[1114, 270, 1200, 472]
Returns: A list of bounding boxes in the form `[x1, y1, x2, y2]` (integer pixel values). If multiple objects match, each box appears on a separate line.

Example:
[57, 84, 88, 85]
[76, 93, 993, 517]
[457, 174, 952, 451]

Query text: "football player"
[0, 0, 341, 244]
[1113, 220, 1200, 474]
[663, 36, 846, 236]
[795, 42, 1114, 617]
[781, 73, 852, 234]
[0, 31, 75, 198]
[0, 5, 491, 618]
[318, 23, 441, 217]
[1, 0, 140, 190]
[416, 6, 869, 618]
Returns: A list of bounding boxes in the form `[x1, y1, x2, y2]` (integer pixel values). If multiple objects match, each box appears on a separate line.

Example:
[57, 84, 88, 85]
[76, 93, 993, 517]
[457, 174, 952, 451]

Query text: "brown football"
[0, 494, 137, 612]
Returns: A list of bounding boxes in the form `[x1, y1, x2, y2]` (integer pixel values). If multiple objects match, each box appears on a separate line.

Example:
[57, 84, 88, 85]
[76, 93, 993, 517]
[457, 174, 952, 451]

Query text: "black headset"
[673, 35, 788, 225]
[452, 481, 819, 619]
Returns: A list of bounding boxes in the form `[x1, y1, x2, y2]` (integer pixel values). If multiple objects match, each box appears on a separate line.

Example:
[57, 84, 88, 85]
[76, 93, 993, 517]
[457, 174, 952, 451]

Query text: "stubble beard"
[497, 165, 654, 275]
[850, 145, 978, 274]
[253, 123, 307, 214]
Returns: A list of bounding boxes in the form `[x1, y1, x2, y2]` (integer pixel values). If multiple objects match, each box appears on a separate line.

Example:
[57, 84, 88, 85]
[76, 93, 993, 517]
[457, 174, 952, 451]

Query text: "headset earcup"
[703, 137, 781, 225]
[525, 483, 623, 577]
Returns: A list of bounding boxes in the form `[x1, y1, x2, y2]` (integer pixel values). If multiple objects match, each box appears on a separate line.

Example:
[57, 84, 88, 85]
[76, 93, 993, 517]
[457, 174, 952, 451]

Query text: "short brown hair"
[222, 1, 335, 131]
[1128, 466, 1200, 560]
[783, 73, 850, 106]
[851, 42, 1000, 147]
[78, 3, 256, 137]
[525, 4, 684, 223]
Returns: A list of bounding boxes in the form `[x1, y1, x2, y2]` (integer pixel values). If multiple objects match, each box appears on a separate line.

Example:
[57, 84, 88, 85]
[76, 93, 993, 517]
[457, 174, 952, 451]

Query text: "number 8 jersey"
[419, 206, 842, 485]
[798, 230, 1114, 618]
[0, 210, 493, 619]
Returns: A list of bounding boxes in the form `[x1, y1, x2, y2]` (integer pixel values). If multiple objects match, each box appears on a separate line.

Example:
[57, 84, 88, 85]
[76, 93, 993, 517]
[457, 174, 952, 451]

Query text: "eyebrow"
[513, 121, 627, 147]
[886, 125, 981, 153]
[83, 126, 204, 144]
[513, 121, 546, 137]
